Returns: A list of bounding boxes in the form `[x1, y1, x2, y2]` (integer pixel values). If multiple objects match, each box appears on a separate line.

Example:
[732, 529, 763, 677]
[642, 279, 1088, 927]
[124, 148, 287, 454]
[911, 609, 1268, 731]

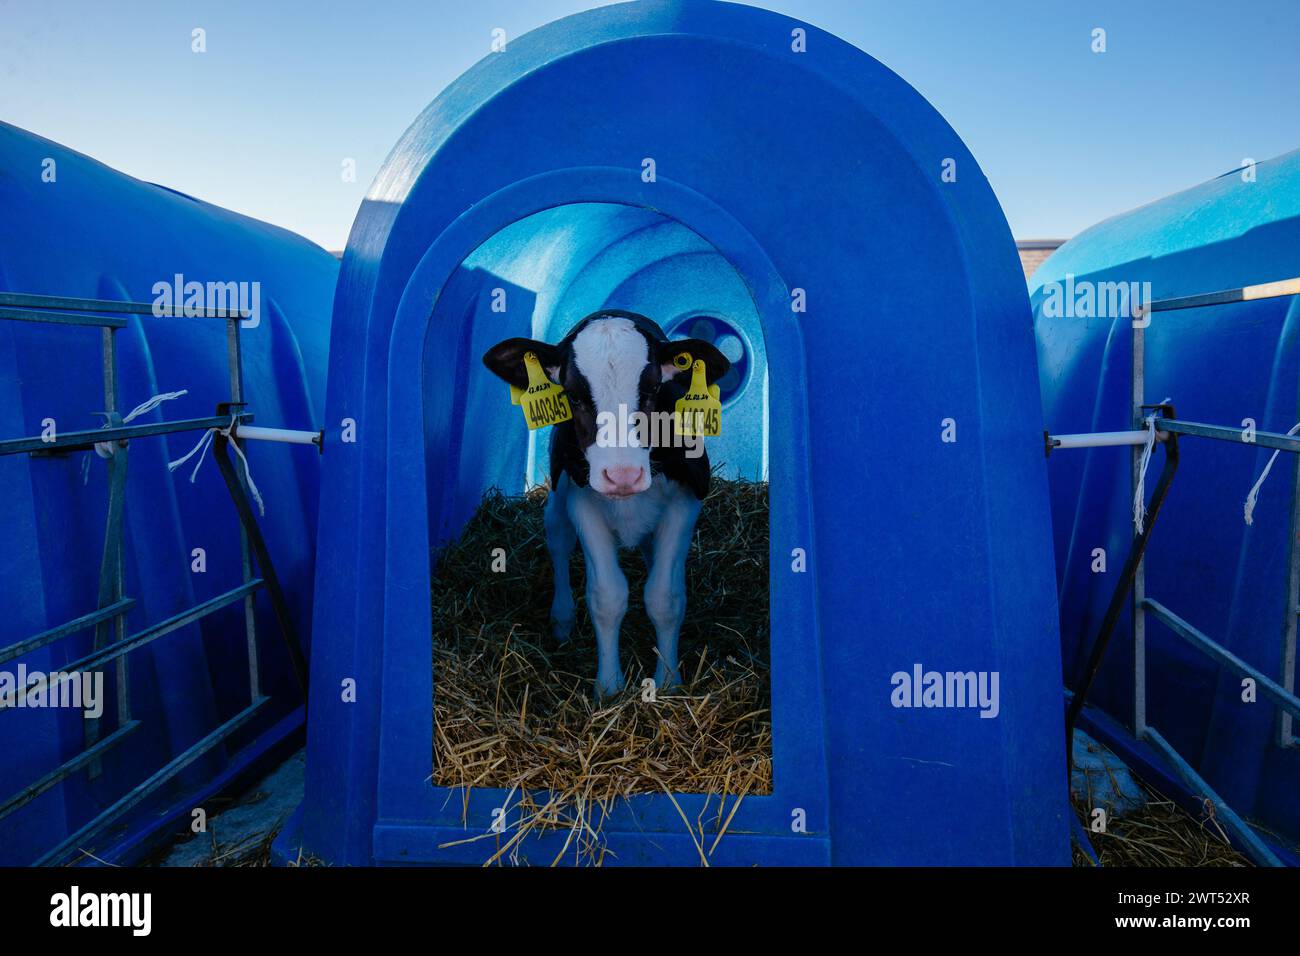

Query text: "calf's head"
[484, 311, 729, 499]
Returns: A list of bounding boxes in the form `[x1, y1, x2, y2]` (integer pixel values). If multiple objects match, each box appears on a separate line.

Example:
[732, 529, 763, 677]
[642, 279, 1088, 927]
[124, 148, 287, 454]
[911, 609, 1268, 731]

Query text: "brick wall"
[1017, 240, 1066, 284]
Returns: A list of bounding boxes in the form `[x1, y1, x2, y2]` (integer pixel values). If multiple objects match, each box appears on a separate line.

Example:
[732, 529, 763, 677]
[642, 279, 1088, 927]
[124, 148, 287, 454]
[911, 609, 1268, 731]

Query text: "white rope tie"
[82, 389, 189, 483]
[168, 413, 266, 516]
[1133, 398, 1171, 535]
[1243, 421, 1300, 526]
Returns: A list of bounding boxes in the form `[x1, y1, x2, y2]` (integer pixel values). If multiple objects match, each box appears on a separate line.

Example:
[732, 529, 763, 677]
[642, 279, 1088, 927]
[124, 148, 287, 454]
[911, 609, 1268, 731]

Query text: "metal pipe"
[1133, 275, 1300, 319]
[1154, 417, 1300, 452]
[1133, 307, 1148, 740]
[88, 425, 129, 775]
[102, 328, 117, 416]
[32, 699, 269, 866]
[226, 318, 244, 404]
[1065, 420, 1179, 770]
[0, 414, 250, 457]
[0, 720, 140, 821]
[0, 306, 127, 329]
[1142, 725, 1282, 867]
[213, 429, 310, 700]
[0, 582, 264, 709]
[0, 598, 135, 665]
[1049, 430, 1151, 450]
[0, 292, 250, 320]
[1284, 444, 1300, 744]
[1143, 598, 1300, 722]
[1050, 418, 1300, 454]
[234, 425, 323, 448]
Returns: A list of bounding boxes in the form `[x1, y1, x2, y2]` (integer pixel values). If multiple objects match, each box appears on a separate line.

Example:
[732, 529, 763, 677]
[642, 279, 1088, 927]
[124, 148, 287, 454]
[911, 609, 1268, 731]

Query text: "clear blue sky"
[2, 0, 1296, 250]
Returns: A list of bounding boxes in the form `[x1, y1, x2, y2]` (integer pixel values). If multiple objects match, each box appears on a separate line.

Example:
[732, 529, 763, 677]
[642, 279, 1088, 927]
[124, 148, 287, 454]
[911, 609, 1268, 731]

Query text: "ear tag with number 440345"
[514, 351, 572, 430]
[675, 358, 721, 437]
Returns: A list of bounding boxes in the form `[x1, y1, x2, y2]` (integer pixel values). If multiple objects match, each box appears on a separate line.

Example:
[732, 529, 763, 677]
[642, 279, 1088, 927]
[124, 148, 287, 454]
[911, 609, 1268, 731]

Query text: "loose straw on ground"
[431, 477, 772, 866]
[1071, 786, 1253, 867]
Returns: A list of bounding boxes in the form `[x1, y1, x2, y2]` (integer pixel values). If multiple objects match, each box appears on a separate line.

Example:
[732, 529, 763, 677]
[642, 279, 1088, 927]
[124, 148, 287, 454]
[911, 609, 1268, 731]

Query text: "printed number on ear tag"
[675, 359, 721, 437]
[519, 351, 571, 430]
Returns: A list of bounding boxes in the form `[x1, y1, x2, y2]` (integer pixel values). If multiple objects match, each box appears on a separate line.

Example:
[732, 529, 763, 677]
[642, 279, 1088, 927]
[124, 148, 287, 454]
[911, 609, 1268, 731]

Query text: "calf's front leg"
[644, 491, 702, 690]
[568, 491, 628, 698]
[544, 478, 576, 642]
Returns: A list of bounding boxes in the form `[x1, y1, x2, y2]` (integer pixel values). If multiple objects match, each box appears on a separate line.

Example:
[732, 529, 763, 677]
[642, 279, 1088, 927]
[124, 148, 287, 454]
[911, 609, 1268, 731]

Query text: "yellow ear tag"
[675, 359, 721, 437]
[518, 351, 571, 430]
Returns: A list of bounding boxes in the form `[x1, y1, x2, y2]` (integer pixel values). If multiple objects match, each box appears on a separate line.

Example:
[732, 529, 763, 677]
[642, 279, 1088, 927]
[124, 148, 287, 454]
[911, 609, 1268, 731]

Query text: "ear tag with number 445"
[675, 358, 721, 437]
[515, 351, 572, 430]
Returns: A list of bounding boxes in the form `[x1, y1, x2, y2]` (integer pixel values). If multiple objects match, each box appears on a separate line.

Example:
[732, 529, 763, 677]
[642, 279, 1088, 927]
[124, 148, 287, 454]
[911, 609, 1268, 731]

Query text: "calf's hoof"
[653, 665, 682, 692]
[550, 593, 574, 643]
[592, 671, 626, 702]
[550, 614, 574, 644]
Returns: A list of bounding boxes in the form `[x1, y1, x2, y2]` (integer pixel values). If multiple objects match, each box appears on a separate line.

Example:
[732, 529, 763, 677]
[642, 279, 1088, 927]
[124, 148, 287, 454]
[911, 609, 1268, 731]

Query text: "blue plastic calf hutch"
[1035, 149, 1300, 865]
[284, 0, 1069, 866]
[0, 122, 337, 865]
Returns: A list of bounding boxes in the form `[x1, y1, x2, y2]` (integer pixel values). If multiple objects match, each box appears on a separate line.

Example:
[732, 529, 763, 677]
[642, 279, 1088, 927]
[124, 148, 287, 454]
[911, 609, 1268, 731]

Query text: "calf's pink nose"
[602, 466, 645, 495]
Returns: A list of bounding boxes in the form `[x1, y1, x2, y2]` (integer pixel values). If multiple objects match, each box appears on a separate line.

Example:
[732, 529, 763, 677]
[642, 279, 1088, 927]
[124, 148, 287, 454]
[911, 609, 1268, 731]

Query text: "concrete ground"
[158, 749, 305, 867]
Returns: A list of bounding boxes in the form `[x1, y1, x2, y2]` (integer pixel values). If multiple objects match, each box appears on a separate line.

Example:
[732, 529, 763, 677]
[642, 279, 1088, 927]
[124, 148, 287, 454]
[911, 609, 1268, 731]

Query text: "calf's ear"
[483, 338, 563, 389]
[658, 338, 730, 383]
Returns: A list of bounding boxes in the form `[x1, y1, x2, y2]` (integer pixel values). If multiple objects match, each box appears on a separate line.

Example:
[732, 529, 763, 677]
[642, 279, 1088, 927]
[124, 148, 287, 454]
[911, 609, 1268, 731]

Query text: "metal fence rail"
[0, 292, 312, 866]
[1048, 275, 1300, 867]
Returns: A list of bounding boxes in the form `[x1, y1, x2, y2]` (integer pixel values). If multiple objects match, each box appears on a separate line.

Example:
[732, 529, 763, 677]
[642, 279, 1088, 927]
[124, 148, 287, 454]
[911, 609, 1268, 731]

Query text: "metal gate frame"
[0, 292, 315, 866]
[1049, 276, 1300, 867]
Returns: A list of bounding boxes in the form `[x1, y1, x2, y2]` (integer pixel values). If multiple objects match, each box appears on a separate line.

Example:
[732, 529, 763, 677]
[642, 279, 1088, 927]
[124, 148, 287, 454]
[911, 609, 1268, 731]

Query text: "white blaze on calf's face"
[572, 318, 653, 497]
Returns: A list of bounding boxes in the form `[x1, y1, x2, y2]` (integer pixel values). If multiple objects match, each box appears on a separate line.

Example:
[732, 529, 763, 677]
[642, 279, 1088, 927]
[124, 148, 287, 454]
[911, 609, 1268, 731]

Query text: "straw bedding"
[1071, 785, 1252, 867]
[431, 477, 772, 865]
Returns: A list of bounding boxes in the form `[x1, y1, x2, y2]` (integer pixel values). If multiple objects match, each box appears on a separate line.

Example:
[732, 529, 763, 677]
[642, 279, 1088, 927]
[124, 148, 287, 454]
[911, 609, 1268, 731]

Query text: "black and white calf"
[484, 310, 730, 697]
